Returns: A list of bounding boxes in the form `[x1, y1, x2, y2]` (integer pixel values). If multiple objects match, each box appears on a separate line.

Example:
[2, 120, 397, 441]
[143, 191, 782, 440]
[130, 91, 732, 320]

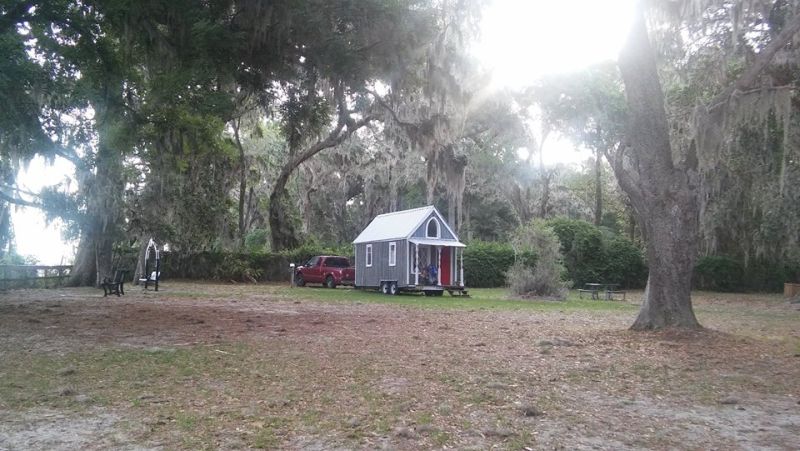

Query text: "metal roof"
[409, 238, 465, 248]
[353, 205, 459, 244]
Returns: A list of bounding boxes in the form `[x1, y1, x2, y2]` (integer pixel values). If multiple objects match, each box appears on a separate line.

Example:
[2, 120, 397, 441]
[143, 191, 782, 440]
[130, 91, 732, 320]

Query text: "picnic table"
[578, 283, 626, 300]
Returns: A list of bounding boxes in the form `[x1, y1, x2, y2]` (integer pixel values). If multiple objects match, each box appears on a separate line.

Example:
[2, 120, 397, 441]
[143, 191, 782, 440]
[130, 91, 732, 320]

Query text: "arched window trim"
[426, 217, 440, 238]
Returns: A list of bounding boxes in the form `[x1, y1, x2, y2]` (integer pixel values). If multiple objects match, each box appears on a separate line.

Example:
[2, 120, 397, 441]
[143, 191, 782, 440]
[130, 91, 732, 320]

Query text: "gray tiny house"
[353, 205, 467, 296]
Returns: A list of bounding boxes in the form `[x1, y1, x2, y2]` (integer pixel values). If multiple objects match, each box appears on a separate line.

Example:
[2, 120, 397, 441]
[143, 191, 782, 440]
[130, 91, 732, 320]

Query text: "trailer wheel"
[380, 282, 390, 294]
[389, 282, 398, 295]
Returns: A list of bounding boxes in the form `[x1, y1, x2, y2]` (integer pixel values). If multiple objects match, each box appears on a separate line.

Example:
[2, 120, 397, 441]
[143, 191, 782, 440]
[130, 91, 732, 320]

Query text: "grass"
[261, 285, 637, 312]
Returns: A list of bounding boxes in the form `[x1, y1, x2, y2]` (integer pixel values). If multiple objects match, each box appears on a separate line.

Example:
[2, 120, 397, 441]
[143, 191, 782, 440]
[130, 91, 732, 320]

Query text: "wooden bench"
[578, 288, 599, 299]
[101, 270, 128, 297]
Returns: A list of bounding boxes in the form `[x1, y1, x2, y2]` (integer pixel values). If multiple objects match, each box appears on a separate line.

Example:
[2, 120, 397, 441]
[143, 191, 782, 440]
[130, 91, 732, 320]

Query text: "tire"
[295, 274, 305, 287]
[389, 282, 398, 295]
[325, 275, 336, 289]
[380, 282, 390, 295]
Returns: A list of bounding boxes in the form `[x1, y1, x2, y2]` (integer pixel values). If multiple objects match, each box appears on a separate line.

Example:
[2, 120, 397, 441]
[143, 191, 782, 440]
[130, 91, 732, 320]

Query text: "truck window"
[327, 258, 349, 268]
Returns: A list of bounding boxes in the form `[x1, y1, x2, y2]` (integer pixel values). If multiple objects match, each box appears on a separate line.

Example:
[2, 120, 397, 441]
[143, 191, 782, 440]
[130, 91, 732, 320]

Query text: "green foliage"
[214, 254, 264, 282]
[693, 255, 743, 292]
[603, 237, 648, 288]
[0, 251, 37, 265]
[526, 217, 648, 289]
[695, 257, 800, 292]
[162, 243, 356, 283]
[462, 241, 515, 288]
[546, 218, 605, 286]
[244, 229, 269, 252]
[507, 220, 569, 298]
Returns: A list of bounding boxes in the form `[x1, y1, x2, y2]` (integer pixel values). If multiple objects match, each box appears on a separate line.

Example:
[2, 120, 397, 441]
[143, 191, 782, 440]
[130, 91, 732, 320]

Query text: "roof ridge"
[374, 205, 432, 218]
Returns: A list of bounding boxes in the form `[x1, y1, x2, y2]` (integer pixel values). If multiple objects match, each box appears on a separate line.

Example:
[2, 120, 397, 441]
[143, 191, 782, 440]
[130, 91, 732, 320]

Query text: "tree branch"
[708, 12, 800, 111]
[366, 89, 418, 129]
[0, 190, 38, 208]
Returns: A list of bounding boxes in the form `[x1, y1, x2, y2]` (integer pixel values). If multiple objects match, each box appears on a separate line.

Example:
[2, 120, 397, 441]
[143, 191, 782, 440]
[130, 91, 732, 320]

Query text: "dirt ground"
[1, 282, 799, 450]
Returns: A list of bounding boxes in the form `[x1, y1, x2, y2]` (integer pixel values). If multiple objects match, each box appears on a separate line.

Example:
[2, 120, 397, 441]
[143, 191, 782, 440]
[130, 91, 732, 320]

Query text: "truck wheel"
[380, 282, 390, 294]
[295, 274, 305, 287]
[325, 275, 336, 289]
[389, 282, 398, 295]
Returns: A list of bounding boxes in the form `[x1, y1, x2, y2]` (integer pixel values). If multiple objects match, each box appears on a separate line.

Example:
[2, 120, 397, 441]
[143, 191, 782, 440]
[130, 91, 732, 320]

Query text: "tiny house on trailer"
[352, 205, 467, 296]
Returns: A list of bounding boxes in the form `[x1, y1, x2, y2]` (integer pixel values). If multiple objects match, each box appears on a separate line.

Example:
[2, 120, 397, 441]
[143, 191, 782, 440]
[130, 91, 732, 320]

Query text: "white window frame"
[365, 244, 373, 267]
[388, 242, 397, 267]
[426, 217, 440, 238]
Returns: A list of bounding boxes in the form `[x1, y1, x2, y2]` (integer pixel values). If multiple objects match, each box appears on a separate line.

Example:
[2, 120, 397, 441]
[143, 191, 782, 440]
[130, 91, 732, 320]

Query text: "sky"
[11, 0, 636, 265]
[12, 157, 77, 265]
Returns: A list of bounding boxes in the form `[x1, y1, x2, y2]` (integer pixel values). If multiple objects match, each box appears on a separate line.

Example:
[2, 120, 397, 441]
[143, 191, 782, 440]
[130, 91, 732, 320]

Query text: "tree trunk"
[233, 119, 247, 250]
[539, 170, 552, 219]
[594, 149, 602, 226]
[133, 235, 149, 284]
[66, 73, 127, 288]
[616, 5, 700, 329]
[268, 171, 301, 252]
[68, 237, 96, 286]
[632, 197, 700, 329]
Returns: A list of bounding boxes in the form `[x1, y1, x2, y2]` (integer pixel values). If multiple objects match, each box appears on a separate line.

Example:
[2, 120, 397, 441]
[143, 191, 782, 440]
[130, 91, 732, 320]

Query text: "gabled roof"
[353, 205, 460, 244]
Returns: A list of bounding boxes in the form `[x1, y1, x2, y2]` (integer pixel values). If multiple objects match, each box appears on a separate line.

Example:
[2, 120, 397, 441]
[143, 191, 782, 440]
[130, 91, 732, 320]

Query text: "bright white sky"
[13, 156, 77, 264]
[12, 0, 636, 264]
[475, 0, 636, 167]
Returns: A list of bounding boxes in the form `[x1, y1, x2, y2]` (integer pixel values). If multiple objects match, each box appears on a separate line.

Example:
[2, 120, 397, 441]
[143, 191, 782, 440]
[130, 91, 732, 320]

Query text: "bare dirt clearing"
[1, 283, 799, 450]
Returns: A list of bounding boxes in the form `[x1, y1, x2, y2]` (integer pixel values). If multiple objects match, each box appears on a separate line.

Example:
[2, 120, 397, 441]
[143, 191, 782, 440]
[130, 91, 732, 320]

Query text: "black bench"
[101, 270, 128, 297]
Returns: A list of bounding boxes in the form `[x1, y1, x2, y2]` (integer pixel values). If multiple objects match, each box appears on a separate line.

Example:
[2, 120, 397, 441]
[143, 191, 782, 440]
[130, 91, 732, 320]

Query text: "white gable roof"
[353, 205, 460, 244]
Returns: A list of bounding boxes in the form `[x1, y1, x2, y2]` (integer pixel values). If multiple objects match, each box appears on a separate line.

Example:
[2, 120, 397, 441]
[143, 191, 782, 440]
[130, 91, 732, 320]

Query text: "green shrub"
[507, 220, 569, 298]
[738, 259, 800, 292]
[161, 244, 357, 283]
[462, 241, 515, 288]
[603, 237, 647, 288]
[693, 255, 743, 291]
[546, 218, 605, 287]
[244, 229, 269, 252]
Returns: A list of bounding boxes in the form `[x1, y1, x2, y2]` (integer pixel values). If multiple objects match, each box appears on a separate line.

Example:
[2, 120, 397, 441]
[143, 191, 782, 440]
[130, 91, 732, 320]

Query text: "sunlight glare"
[11, 156, 77, 264]
[475, 0, 637, 89]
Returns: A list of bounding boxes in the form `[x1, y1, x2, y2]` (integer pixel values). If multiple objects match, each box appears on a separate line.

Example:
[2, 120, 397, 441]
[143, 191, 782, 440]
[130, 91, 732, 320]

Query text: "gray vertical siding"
[355, 240, 409, 288]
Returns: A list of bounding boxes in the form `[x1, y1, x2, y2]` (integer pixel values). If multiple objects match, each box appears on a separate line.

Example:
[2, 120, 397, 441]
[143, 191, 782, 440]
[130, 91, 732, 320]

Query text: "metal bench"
[579, 283, 625, 301]
[101, 270, 128, 297]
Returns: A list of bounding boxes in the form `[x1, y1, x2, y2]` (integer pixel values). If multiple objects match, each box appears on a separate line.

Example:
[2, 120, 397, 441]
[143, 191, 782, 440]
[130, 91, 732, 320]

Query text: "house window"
[389, 242, 397, 266]
[366, 244, 373, 267]
[426, 217, 440, 238]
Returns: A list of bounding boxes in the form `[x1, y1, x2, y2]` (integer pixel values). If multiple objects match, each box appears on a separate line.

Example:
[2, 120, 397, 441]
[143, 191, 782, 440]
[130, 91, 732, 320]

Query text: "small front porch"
[407, 239, 466, 290]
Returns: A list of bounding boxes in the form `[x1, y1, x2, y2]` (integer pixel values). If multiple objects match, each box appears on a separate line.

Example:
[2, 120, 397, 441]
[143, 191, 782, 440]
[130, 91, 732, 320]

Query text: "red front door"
[440, 247, 451, 286]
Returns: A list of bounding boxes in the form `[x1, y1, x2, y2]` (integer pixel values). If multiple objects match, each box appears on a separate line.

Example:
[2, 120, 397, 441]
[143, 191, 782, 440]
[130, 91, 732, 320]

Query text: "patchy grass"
[1, 282, 798, 449]
[263, 285, 637, 312]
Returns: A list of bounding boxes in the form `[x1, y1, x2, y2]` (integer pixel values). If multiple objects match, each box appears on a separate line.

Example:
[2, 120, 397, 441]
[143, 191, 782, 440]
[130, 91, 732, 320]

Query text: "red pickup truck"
[294, 256, 355, 288]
